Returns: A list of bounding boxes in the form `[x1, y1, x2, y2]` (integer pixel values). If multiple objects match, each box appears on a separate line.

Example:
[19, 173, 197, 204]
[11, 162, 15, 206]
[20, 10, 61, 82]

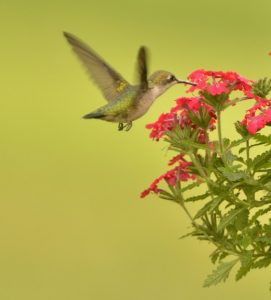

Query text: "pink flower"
[264, 109, 271, 122]
[207, 82, 229, 96]
[146, 96, 217, 142]
[241, 100, 271, 134]
[168, 154, 185, 166]
[140, 161, 195, 198]
[186, 69, 253, 97]
[246, 115, 266, 134]
[146, 112, 177, 140]
[171, 97, 201, 112]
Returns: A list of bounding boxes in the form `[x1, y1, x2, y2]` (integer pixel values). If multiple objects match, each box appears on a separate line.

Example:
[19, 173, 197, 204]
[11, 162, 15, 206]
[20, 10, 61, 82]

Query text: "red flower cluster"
[146, 112, 177, 140]
[187, 69, 253, 96]
[146, 70, 254, 142]
[241, 99, 271, 134]
[146, 96, 216, 141]
[142, 69, 271, 198]
[140, 157, 195, 198]
[168, 153, 184, 166]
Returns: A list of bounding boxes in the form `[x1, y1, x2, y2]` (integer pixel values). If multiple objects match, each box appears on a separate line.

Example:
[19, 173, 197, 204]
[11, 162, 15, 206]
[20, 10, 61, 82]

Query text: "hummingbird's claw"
[118, 123, 124, 131]
[125, 122, 133, 131]
[117, 122, 132, 131]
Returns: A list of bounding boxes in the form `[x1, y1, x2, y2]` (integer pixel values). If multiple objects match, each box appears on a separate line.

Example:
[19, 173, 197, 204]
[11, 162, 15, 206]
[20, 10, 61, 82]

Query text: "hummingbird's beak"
[176, 79, 197, 86]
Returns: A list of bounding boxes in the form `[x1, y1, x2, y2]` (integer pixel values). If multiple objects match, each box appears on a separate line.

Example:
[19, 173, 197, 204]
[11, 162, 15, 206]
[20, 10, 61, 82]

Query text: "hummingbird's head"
[148, 70, 178, 89]
[148, 71, 195, 95]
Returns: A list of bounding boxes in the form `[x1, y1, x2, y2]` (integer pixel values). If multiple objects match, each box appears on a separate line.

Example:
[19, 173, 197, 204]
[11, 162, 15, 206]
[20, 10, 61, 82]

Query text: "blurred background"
[1, 0, 271, 299]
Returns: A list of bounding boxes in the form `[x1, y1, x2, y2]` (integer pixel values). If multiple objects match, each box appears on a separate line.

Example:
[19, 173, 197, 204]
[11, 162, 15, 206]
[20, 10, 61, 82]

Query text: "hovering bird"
[63, 32, 195, 131]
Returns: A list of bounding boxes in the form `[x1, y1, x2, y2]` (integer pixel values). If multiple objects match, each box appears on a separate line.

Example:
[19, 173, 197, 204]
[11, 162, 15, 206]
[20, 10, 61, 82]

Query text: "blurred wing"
[63, 32, 129, 102]
[137, 46, 148, 91]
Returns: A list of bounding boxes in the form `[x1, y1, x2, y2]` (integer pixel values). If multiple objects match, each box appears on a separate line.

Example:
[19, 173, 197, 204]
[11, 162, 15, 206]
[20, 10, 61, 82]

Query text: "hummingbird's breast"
[127, 86, 164, 122]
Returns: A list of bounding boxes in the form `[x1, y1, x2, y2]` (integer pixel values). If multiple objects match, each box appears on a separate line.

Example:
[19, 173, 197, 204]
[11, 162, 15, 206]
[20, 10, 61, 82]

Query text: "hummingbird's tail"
[82, 112, 105, 119]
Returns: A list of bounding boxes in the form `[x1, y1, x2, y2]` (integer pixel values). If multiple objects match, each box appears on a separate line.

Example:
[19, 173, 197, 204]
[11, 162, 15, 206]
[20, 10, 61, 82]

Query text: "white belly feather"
[128, 86, 165, 121]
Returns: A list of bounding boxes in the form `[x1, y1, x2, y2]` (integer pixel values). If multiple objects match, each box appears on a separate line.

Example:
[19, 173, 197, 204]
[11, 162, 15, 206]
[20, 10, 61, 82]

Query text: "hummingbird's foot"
[124, 122, 133, 131]
[118, 123, 124, 131]
[117, 122, 132, 131]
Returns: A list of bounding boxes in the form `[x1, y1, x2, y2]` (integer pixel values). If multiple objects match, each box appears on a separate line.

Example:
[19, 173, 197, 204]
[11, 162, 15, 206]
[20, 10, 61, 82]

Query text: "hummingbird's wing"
[137, 46, 148, 91]
[63, 32, 129, 102]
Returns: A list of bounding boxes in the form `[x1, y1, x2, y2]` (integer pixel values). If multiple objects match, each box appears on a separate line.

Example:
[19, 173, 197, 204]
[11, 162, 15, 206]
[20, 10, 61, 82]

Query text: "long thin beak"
[176, 79, 196, 86]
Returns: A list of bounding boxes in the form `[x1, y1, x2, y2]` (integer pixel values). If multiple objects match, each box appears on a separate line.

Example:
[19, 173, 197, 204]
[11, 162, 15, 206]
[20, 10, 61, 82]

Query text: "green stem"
[189, 153, 215, 190]
[178, 190, 240, 258]
[181, 202, 194, 223]
[176, 186, 197, 227]
[246, 139, 251, 174]
[205, 132, 212, 170]
[189, 153, 206, 178]
[217, 110, 226, 164]
[246, 140, 250, 162]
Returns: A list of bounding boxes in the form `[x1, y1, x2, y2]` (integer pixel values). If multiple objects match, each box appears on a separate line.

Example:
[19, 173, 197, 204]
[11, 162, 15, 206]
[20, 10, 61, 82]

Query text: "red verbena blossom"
[142, 69, 256, 198]
[168, 153, 184, 166]
[140, 159, 195, 198]
[171, 97, 216, 129]
[146, 112, 177, 140]
[146, 69, 253, 142]
[147, 96, 216, 141]
[187, 69, 253, 96]
[241, 98, 271, 134]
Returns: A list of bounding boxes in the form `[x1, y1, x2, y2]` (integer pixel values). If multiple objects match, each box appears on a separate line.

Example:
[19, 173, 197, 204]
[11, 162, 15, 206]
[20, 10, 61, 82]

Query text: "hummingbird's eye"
[167, 75, 176, 82]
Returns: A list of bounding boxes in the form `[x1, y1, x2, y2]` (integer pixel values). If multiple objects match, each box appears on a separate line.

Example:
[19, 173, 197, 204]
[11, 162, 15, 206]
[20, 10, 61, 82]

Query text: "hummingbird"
[63, 32, 195, 131]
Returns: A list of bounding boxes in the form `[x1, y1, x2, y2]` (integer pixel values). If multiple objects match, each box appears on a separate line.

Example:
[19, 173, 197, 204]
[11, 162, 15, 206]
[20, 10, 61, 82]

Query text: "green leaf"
[217, 208, 245, 232]
[193, 200, 214, 219]
[181, 182, 201, 193]
[227, 224, 238, 238]
[179, 231, 194, 240]
[255, 236, 271, 245]
[159, 195, 177, 201]
[201, 91, 229, 110]
[243, 177, 258, 186]
[236, 252, 253, 281]
[224, 150, 237, 164]
[185, 192, 210, 202]
[251, 149, 271, 172]
[210, 250, 220, 264]
[235, 267, 246, 281]
[218, 167, 246, 182]
[183, 139, 209, 150]
[193, 196, 224, 220]
[158, 190, 176, 202]
[203, 259, 238, 287]
[259, 172, 271, 185]
[223, 138, 231, 149]
[253, 257, 271, 269]
[257, 162, 271, 170]
[250, 206, 271, 224]
[230, 138, 246, 148]
[252, 77, 271, 98]
[234, 209, 249, 230]
[239, 235, 251, 249]
[235, 121, 250, 138]
[253, 133, 271, 145]
[209, 196, 224, 211]
[159, 190, 174, 198]
[239, 142, 264, 154]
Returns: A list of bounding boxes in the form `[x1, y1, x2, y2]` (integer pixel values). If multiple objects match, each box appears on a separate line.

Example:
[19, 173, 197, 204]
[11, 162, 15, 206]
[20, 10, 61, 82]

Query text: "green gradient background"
[1, 0, 271, 299]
